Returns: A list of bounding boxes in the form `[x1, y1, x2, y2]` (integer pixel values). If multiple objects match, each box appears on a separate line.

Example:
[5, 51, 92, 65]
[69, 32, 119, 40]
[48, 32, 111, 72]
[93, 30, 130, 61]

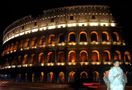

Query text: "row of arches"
[16, 71, 100, 83]
[4, 50, 131, 65]
[3, 31, 121, 55]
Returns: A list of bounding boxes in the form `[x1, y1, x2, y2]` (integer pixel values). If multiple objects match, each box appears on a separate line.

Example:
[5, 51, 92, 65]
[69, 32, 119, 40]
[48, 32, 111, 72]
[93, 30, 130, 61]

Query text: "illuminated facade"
[0, 5, 132, 83]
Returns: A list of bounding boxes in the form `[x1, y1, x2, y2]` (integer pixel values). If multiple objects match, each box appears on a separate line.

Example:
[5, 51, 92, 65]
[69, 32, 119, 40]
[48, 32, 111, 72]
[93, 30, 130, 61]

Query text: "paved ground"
[0, 80, 132, 90]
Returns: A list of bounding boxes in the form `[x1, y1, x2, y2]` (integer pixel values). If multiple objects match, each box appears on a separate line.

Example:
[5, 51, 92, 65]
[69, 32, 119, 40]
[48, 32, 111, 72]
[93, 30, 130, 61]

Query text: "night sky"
[0, 0, 132, 46]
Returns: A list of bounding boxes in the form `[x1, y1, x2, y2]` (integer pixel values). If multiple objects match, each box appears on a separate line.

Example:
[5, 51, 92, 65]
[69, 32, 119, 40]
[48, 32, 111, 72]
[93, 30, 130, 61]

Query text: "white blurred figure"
[108, 60, 127, 90]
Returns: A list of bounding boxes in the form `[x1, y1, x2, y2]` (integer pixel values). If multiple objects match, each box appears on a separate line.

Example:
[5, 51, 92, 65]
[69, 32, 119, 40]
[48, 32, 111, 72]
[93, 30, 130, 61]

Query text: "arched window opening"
[68, 32, 76, 42]
[112, 32, 119, 42]
[24, 39, 29, 48]
[102, 50, 111, 62]
[80, 32, 87, 42]
[91, 50, 99, 62]
[47, 52, 55, 63]
[68, 51, 76, 62]
[93, 71, 99, 82]
[68, 71, 75, 82]
[58, 34, 65, 43]
[114, 50, 121, 60]
[80, 71, 88, 79]
[102, 32, 109, 42]
[79, 50, 88, 62]
[20, 40, 23, 49]
[23, 54, 28, 64]
[10, 43, 14, 51]
[39, 36, 46, 46]
[40, 72, 44, 82]
[47, 72, 54, 82]
[91, 31, 98, 42]
[31, 54, 36, 64]
[58, 72, 65, 83]
[31, 38, 37, 47]
[124, 51, 131, 62]
[58, 52, 65, 62]
[38, 53, 44, 64]
[48, 34, 55, 44]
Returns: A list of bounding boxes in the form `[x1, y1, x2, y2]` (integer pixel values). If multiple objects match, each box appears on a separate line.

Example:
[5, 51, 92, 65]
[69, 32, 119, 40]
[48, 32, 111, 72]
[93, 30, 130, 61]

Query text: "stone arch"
[47, 52, 55, 63]
[79, 50, 88, 62]
[68, 71, 75, 82]
[58, 33, 65, 43]
[93, 71, 99, 82]
[57, 51, 65, 62]
[102, 50, 111, 61]
[91, 50, 100, 62]
[79, 31, 87, 42]
[102, 31, 109, 42]
[23, 54, 28, 64]
[58, 72, 65, 83]
[47, 72, 54, 82]
[48, 34, 55, 44]
[39, 36, 46, 46]
[124, 51, 131, 62]
[91, 31, 98, 42]
[68, 50, 76, 62]
[114, 50, 121, 60]
[68, 32, 76, 42]
[31, 37, 37, 47]
[113, 32, 120, 42]
[80, 71, 88, 79]
[38, 52, 44, 64]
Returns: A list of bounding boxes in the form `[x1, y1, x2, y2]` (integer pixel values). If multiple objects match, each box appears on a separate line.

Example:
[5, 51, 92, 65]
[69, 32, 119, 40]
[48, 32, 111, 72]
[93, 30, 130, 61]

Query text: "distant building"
[0, 5, 132, 83]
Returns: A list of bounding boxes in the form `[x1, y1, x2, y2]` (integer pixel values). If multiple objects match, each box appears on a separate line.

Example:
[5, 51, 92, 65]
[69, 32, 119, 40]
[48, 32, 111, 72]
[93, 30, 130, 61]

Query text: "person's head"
[113, 60, 120, 67]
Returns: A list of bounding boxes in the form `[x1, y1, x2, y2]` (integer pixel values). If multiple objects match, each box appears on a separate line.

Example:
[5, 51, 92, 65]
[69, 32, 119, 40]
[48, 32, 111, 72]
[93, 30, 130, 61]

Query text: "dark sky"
[0, 0, 132, 46]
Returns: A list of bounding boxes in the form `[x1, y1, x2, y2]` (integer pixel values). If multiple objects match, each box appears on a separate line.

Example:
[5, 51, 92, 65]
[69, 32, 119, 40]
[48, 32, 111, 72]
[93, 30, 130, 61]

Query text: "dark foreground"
[0, 80, 132, 90]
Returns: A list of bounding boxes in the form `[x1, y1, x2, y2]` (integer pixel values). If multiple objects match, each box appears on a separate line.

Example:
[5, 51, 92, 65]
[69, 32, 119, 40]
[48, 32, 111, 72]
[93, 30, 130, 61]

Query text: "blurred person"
[108, 60, 127, 90]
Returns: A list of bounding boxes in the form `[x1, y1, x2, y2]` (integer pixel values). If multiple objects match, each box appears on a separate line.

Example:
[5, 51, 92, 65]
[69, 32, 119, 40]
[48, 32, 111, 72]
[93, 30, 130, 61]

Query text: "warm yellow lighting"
[108, 62, 112, 65]
[117, 42, 121, 45]
[113, 41, 117, 45]
[14, 34, 19, 37]
[79, 42, 88, 45]
[48, 25, 56, 29]
[89, 22, 99, 26]
[29, 64, 32, 67]
[25, 30, 31, 34]
[96, 62, 100, 65]
[67, 23, 77, 27]
[125, 62, 129, 65]
[78, 23, 87, 26]
[40, 63, 44, 66]
[12, 65, 16, 68]
[106, 42, 111, 45]
[68, 42, 76, 45]
[61, 63, 65, 66]
[6, 66, 11, 68]
[111, 23, 116, 27]
[123, 42, 126, 46]
[100, 23, 109, 26]
[57, 24, 66, 28]
[19, 32, 24, 36]
[23, 64, 28, 67]
[17, 65, 21, 67]
[32, 28, 38, 32]
[47, 63, 54, 66]
[57, 63, 61, 66]
[39, 27, 47, 31]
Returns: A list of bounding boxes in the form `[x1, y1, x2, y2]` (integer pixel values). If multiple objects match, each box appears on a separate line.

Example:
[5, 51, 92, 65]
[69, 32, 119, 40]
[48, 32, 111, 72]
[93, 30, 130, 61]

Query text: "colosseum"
[0, 5, 132, 83]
